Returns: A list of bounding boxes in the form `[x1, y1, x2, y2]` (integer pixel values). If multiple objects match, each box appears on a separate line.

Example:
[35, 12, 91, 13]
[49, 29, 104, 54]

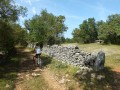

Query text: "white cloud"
[69, 0, 114, 21]
[32, 7, 37, 14]
[20, 0, 40, 5]
[66, 15, 85, 20]
[20, 0, 32, 5]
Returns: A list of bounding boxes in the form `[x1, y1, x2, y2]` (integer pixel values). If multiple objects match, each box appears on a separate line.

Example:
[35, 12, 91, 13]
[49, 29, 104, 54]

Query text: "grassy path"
[14, 47, 48, 90]
[1, 46, 120, 90]
[14, 47, 66, 90]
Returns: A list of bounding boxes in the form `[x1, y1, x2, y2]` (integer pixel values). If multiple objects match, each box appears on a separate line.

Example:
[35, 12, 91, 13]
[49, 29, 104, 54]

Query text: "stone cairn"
[42, 45, 105, 72]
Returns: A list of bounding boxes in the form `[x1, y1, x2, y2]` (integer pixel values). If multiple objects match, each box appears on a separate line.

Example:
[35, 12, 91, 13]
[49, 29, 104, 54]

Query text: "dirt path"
[14, 47, 120, 90]
[42, 68, 66, 90]
[14, 48, 66, 90]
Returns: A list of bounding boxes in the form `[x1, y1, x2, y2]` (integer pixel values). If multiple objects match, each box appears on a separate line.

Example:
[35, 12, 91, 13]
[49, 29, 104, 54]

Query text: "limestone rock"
[42, 45, 105, 72]
[94, 51, 105, 71]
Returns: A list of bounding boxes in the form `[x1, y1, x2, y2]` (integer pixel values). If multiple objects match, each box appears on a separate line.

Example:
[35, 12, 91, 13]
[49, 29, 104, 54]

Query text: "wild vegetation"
[72, 15, 120, 44]
[0, 0, 120, 90]
[24, 10, 67, 45]
[0, 0, 27, 58]
[44, 43, 120, 90]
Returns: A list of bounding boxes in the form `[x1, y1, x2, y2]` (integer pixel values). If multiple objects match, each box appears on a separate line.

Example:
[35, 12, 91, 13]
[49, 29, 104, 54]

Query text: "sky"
[16, 0, 120, 38]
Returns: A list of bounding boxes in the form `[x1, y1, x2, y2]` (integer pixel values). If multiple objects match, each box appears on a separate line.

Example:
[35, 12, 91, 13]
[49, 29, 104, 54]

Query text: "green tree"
[61, 36, 66, 43]
[98, 14, 120, 44]
[0, 0, 27, 56]
[65, 38, 73, 43]
[0, 20, 15, 55]
[88, 18, 98, 42]
[72, 18, 98, 43]
[25, 9, 67, 45]
[0, 0, 27, 22]
[79, 20, 90, 43]
[72, 28, 81, 43]
[11, 24, 28, 46]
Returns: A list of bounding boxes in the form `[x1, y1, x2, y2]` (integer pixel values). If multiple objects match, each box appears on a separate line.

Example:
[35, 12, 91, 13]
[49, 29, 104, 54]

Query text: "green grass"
[45, 57, 119, 90]
[63, 43, 120, 56]
[54, 43, 120, 89]
[12, 44, 120, 90]
[0, 54, 21, 90]
[0, 46, 34, 90]
[20, 76, 51, 90]
[44, 57, 81, 89]
[47, 59, 79, 77]
[1, 45, 118, 90]
[78, 43, 120, 69]
[63, 43, 120, 69]
[78, 43, 120, 56]
[105, 54, 120, 69]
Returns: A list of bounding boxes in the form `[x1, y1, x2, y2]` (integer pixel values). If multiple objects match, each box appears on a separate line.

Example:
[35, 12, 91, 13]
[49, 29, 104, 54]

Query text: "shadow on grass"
[0, 47, 53, 89]
[75, 67, 120, 90]
[17, 47, 52, 67]
[0, 53, 22, 89]
[0, 46, 35, 89]
[16, 48, 53, 71]
[41, 55, 53, 67]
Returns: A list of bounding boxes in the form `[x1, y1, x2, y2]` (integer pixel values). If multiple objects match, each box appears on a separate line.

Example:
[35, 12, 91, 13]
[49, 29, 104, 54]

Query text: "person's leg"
[33, 55, 35, 65]
[37, 54, 40, 64]
[38, 54, 42, 68]
[34, 54, 37, 66]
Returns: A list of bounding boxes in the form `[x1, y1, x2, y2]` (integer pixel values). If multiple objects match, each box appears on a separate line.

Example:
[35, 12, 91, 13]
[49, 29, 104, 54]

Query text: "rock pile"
[42, 45, 105, 71]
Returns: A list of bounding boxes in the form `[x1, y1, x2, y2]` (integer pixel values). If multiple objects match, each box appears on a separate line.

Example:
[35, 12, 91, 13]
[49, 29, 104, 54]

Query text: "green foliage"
[72, 18, 97, 43]
[47, 59, 79, 76]
[88, 18, 98, 42]
[47, 36, 56, 45]
[98, 23, 109, 43]
[61, 36, 66, 43]
[25, 9, 67, 45]
[0, 0, 27, 56]
[11, 24, 28, 46]
[0, 21, 28, 56]
[65, 38, 73, 43]
[72, 14, 120, 44]
[0, 0, 27, 22]
[0, 20, 15, 55]
[79, 20, 90, 43]
[55, 62, 68, 68]
[98, 14, 120, 44]
[0, 53, 21, 90]
[72, 28, 81, 43]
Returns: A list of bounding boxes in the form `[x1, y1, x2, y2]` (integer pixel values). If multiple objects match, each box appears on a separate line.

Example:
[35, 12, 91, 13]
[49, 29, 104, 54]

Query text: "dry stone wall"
[42, 45, 105, 71]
